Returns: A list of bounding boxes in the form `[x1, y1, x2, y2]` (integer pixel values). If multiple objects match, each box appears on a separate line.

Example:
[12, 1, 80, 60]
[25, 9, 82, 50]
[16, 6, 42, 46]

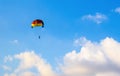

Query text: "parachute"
[31, 19, 44, 28]
[31, 19, 44, 39]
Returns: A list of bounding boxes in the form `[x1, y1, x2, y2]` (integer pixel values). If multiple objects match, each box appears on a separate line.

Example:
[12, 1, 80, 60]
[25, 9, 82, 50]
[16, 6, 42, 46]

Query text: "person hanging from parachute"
[31, 19, 44, 39]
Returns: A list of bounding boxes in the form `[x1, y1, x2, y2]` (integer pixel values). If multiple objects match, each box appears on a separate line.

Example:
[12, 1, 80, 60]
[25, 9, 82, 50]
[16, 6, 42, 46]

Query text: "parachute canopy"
[31, 19, 44, 28]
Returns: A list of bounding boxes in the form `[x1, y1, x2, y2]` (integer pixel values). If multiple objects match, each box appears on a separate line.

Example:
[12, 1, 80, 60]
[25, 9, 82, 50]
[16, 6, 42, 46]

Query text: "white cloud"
[74, 37, 91, 47]
[3, 37, 120, 76]
[60, 37, 120, 76]
[4, 51, 56, 76]
[10, 40, 19, 44]
[17, 71, 37, 76]
[82, 13, 107, 24]
[115, 7, 120, 14]
[3, 65, 11, 71]
[101, 37, 120, 66]
[4, 55, 13, 63]
[96, 72, 120, 76]
[4, 73, 16, 76]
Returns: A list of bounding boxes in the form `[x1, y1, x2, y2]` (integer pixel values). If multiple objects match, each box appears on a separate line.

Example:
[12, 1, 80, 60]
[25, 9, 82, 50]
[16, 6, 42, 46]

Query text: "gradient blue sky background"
[1, 0, 120, 76]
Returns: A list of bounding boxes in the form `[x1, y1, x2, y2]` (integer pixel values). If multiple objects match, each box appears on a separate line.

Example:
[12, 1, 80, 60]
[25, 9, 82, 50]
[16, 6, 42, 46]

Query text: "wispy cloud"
[10, 40, 19, 44]
[74, 37, 90, 47]
[114, 7, 120, 14]
[3, 37, 120, 76]
[4, 55, 13, 63]
[82, 13, 107, 24]
[2, 65, 11, 71]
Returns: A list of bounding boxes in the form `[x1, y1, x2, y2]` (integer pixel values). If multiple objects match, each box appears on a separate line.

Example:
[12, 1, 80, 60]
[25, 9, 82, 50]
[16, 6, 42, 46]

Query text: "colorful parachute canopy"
[31, 19, 44, 28]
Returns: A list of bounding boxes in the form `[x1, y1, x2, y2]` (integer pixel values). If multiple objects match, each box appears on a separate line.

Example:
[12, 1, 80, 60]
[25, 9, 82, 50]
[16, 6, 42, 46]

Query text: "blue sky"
[1, 0, 120, 76]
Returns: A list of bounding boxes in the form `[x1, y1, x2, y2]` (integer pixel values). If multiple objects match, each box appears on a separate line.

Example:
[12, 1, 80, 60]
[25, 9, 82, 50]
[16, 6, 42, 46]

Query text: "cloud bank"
[3, 37, 120, 76]
[61, 37, 120, 76]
